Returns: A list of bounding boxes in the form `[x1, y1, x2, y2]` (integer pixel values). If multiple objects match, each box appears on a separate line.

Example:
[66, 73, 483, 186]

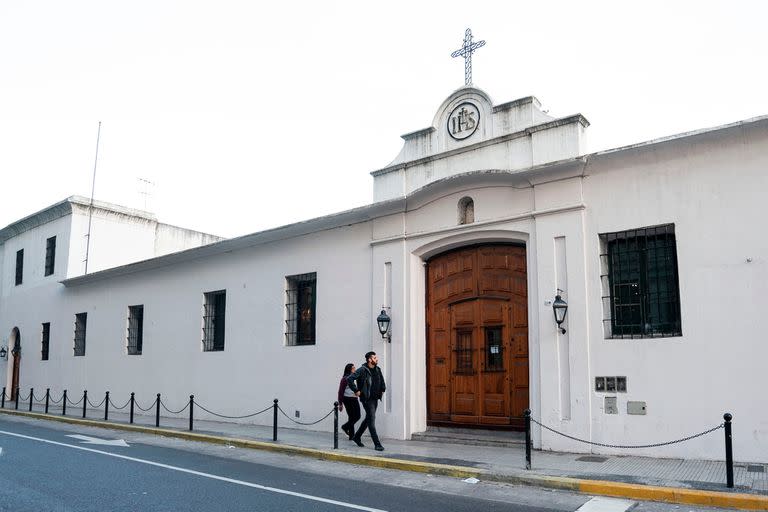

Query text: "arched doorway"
[9, 327, 20, 401]
[426, 244, 529, 429]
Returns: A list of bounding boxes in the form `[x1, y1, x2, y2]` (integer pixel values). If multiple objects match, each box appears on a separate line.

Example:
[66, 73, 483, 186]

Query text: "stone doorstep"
[410, 427, 525, 448]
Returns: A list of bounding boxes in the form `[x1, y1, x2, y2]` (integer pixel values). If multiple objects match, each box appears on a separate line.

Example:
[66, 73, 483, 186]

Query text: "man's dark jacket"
[347, 364, 386, 402]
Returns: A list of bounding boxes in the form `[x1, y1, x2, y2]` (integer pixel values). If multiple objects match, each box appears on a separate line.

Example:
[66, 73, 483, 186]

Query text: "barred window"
[41, 322, 50, 361]
[74, 313, 87, 356]
[484, 326, 504, 371]
[203, 291, 226, 351]
[454, 330, 473, 374]
[285, 273, 316, 346]
[600, 224, 682, 339]
[15, 249, 23, 285]
[127, 305, 144, 355]
[45, 236, 56, 276]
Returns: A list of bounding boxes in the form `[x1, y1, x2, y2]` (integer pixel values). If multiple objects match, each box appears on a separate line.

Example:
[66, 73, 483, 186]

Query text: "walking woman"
[337, 363, 361, 440]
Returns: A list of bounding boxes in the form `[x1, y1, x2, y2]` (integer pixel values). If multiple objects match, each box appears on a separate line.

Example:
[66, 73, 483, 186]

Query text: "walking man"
[347, 351, 386, 451]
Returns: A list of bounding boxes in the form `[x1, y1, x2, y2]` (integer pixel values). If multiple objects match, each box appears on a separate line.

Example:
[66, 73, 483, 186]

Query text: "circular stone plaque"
[447, 102, 480, 140]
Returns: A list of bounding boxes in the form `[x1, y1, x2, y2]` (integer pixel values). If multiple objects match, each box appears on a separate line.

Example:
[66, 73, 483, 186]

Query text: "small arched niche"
[458, 196, 475, 225]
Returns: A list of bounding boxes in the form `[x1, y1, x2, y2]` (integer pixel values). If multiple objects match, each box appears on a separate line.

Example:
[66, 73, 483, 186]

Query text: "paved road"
[0, 418, 561, 512]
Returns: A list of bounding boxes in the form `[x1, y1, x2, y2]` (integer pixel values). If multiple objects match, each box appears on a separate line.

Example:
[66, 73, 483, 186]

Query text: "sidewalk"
[1, 404, 767, 510]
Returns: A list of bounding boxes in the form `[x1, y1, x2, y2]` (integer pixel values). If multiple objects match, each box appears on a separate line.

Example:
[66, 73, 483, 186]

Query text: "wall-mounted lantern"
[0, 346, 7, 360]
[377, 308, 391, 342]
[552, 291, 568, 334]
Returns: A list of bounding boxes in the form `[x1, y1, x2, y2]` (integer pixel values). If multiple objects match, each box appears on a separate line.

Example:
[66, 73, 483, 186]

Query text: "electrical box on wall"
[627, 401, 647, 415]
[604, 396, 618, 414]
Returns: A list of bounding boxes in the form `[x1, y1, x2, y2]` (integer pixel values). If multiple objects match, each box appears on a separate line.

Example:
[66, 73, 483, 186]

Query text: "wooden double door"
[426, 245, 529, 429]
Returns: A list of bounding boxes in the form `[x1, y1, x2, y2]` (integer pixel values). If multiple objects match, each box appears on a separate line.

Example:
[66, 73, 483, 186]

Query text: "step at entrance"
[410, 426, 525, 448]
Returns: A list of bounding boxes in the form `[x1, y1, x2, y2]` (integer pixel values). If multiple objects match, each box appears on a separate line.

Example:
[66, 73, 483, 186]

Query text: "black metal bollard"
[45, 388, 50, 414]
[82, 390, 88, 418]
[129, 392, 135, 424]
[2, 386, 5, 408]
[62, 390, 67, 416]
[29, 387, 33, 411]
[273, 399, 278, 441]
[189, 395, 194, 431]
[155, 393, 160, 427]
[104, 391, 110, 421]
[15, 388, 19, 410]
[333, 401, 339, 449]
[524, 409, 532, 470]
[724, 412, 734, 488]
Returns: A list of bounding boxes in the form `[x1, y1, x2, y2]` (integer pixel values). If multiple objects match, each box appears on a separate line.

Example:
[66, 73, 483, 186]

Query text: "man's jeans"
[354, 399, 381, 447]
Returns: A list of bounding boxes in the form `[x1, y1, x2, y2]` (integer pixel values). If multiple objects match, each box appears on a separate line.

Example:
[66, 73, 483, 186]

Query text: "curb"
[2, 409, 767, 510]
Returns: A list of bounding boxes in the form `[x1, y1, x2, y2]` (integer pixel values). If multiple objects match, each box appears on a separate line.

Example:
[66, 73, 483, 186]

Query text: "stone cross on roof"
[451, 28, 486, 86]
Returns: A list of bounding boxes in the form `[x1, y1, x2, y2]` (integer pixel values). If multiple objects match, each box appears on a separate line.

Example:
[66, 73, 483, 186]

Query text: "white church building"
[1, 84, 767, 462]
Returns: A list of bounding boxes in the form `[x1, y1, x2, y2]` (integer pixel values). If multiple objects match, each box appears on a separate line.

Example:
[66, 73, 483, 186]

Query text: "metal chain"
[277, 405, 335, 426]
[32, 391, 45, 402]
[530, 417, 724, 449]
[48, 393, 64, 404]
[109, 397, 131, 410]
[17, 391, 30, 402]
[160, 399, 189, 415]
[195, 402, 273, 419]
[87, 396, 107, 408]
[66, 395, 84, 406]
[134, 398, 157, 412]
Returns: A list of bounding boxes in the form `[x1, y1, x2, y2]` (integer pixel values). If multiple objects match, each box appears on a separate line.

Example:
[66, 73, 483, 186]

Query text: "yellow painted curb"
[578, 479, 768, 511]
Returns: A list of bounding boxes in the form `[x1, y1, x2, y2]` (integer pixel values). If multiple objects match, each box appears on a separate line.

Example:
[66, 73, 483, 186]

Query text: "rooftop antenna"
[137, 177, 155, 211]
[84, 121, 101, 275]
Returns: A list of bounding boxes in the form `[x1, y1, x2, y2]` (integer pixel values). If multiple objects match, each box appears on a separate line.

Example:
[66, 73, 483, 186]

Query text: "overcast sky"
[1, 1, 766, 238]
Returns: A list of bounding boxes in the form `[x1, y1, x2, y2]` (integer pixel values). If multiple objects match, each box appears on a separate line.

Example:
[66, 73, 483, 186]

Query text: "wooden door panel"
[427, 245, 528, 428]
[480, 300, 505, 324]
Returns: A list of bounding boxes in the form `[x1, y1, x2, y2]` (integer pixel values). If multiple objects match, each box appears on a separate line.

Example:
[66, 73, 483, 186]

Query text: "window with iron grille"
[127, 305, 144, 355]
[484, 326, 504, 371]
[41, 322, 50, 361]
[600, 224, 682, 338]
[45, 236, 56, 276]
[74, 313, 87, 356]
[285, 273, 316, 346]
[202, 291, 226, 351]
[454, 330, 474, 374]
[15, 249, 23, 285]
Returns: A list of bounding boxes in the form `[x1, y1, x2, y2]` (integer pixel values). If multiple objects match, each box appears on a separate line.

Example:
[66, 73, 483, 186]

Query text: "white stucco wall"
[8, 221, 379, 432]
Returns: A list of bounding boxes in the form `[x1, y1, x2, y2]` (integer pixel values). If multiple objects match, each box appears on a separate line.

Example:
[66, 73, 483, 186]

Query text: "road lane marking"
[0, 429, 386, 512]
[576, 497, 637, 512]
[66, 434, 130, 447]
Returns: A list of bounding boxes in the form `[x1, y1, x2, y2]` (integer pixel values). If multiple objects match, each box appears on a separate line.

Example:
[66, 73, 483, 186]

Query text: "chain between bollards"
[189, 395, 194, 431]
[524, 409, 532, 470]
[155, 393, 161, 427]
[45, 388, 50, 414]
[273, 399, 278, 441]
[724, 412, 734, 488]
[129, 392, 135, 423]
[333, 401, 339, 449]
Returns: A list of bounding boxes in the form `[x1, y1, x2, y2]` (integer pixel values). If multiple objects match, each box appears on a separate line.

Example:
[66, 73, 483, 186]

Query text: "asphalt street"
[0, 418, 561, 512]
